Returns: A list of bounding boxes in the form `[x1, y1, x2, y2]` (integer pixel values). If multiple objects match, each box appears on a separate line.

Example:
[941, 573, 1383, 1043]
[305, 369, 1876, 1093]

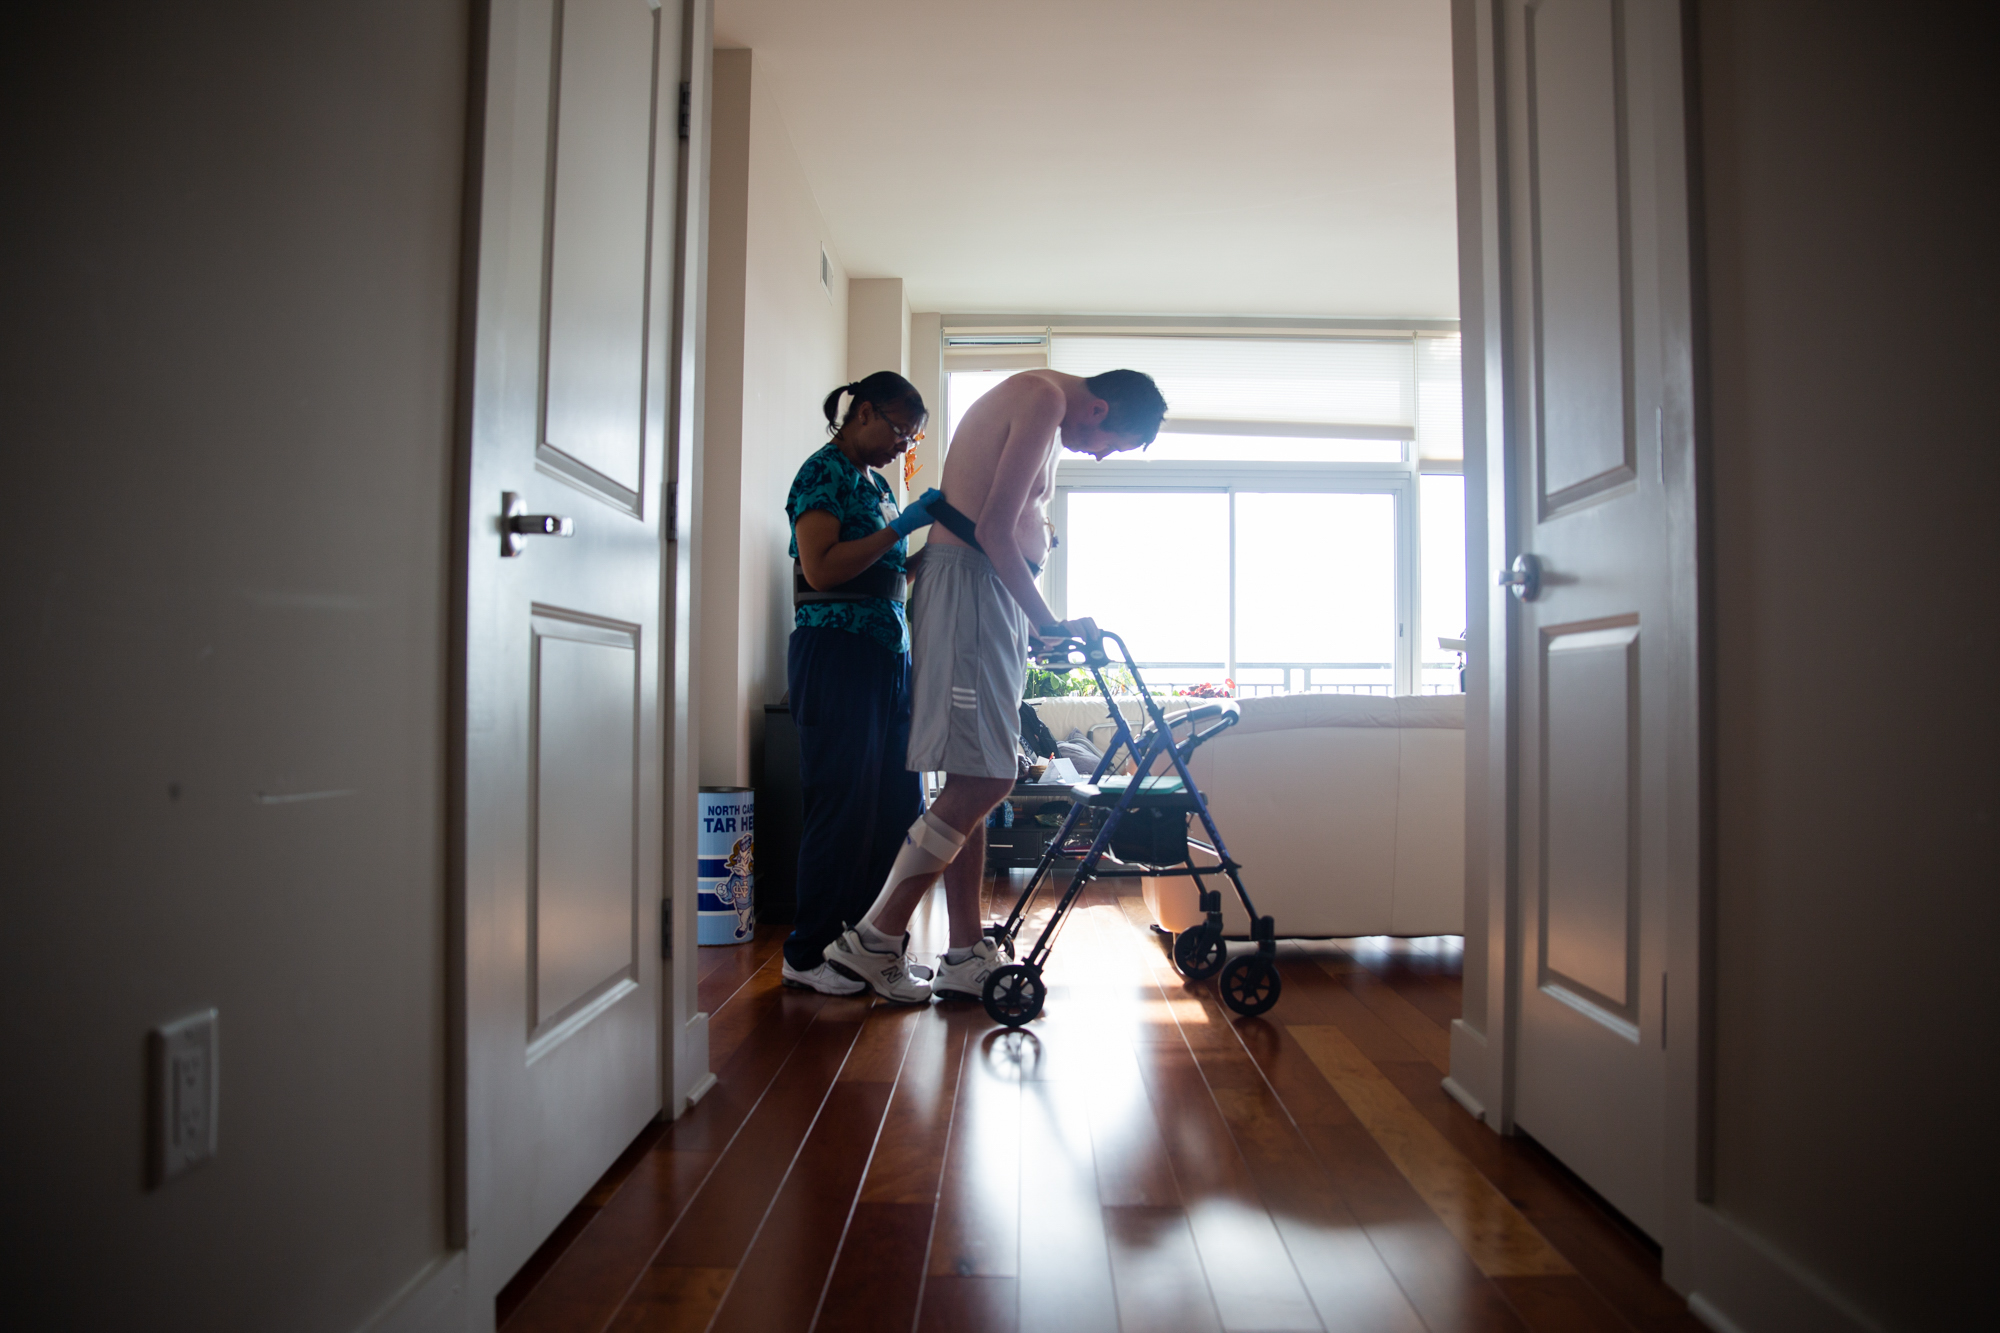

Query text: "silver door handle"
[1498, 553, 1542, 601]
[501, 491, 575, 557]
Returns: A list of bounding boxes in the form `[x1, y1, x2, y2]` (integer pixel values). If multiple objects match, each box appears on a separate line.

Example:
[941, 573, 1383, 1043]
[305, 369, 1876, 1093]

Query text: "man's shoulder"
[999, 369, 1065, 412]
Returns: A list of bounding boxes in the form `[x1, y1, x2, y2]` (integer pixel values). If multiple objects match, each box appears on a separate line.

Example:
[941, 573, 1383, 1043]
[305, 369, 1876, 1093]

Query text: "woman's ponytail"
[824, 371, 927, 437]
[821, 382, 857, 428]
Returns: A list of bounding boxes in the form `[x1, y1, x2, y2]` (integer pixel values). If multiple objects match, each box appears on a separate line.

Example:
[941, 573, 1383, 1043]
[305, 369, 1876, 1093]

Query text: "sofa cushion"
[1226, 691, 1465, 736]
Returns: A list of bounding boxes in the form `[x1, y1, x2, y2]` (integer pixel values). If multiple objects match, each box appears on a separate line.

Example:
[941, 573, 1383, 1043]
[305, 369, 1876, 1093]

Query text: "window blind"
[1416, 333, 1463, 462]
[1048, 335, 1416, 429]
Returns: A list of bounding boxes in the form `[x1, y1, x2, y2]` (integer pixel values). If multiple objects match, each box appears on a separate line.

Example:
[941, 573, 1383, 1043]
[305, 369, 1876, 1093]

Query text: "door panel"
[540, 0, 659, 509]
[463, 0, 677, 1309]
[1539, 620, 1637, 1021]
[1505, 0, 1679, 1240]
[1526, 0, 1635, 507]
[531, 616, 639, 1034]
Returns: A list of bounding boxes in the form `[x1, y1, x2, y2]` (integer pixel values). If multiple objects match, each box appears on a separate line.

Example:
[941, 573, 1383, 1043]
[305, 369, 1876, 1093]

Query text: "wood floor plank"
[816, 1202, 934, 1333]
[926, 1026, 1023, 1278]
[1015, 1072, 1121, 1333]
[1373, 1061, 1708, 1333]
[1493, 1275, 1643, 1333]
[1299, 1118, 1534, 1333]
[1134, 1042, 1324, 1332]
[697, 926, 788, 1014]
[695, 965, 816, 1110]
[707, 1080, 894, 1333]
[1104, 1205, 1224, 1333]
[1386, 971, 1467, 1031]
[1202, 967, 1531, 1333]
[503, 1147, 717, 1333]
[663, 983, 828, 1155]
[861, 1008, 970, 1204]
[1085, 1045, 1181, 1207]
[916, 1275, 1017, 1333]
[1195, 1075, 1430, 1333]
[1289, 1023, 1572, 1279]
[645, 1014, 863, 1271]
[1295, 956, 1437, 1065]
[1100, 902, 1436, 1333]
[1343, 969, 1454, 1072]
[837, 999, 922, 1084]
[603, 1266, 733, 1333]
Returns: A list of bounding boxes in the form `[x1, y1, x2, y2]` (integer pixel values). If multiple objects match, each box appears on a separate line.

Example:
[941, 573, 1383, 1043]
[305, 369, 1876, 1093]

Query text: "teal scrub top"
[785, 441, 909, 655]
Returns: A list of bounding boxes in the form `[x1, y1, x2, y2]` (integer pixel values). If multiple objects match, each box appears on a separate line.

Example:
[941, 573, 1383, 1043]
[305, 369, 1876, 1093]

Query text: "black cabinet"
[758, 704, 801, 924]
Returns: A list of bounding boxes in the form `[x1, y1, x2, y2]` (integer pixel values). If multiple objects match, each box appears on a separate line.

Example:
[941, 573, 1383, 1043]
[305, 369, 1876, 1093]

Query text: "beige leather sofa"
[1024, 692, 1465, 938]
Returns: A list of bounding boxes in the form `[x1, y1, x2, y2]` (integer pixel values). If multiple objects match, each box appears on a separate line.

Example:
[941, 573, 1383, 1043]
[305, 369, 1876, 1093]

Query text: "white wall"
[847, 277, 911, 382]
[1693, 3, 1997, 1329]
[0, 3, 464, 1327]
[847, 278, 912, 502]
[905, 312, 945, 547]
[699, 47, 850, 785]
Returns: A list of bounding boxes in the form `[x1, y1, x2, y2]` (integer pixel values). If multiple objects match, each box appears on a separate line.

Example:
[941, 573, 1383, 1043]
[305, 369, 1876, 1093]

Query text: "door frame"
[1445, 0, 1708, 1294]
[662, 0, 716, 1119]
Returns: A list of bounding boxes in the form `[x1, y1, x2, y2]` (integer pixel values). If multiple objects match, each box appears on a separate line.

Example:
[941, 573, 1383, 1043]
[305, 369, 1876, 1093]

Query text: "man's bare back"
[930, 368, 1152, 634]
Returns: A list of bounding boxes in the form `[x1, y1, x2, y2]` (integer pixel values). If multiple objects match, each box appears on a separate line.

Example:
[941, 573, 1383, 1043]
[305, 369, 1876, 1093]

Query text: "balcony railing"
[1118, 662, 1464, 698]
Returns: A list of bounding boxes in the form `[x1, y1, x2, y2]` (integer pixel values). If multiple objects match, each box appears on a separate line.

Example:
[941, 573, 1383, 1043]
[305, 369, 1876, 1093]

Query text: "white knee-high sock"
[858, 809, 967, 933]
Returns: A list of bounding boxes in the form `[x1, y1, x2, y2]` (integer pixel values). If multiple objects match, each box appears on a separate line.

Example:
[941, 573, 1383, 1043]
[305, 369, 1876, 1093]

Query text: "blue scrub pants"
[784, 625, 922, 972]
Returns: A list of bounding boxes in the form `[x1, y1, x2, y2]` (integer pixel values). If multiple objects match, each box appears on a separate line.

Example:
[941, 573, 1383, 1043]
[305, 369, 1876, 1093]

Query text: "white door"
[461, 0, 680, 1311]
[1499, 0, 1693, 1241]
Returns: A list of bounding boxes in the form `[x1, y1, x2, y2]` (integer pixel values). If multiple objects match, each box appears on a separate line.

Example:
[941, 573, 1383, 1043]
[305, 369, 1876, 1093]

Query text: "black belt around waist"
[930, 498, 1043, 578]
[794, 558, 907, 606]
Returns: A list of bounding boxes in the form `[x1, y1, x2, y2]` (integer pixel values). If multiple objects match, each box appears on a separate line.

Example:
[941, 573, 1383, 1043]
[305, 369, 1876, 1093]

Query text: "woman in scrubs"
[779, 371, 941, 993]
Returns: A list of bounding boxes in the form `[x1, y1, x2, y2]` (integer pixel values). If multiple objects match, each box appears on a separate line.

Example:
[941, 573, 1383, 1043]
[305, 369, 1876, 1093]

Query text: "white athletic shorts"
[906, 544, 1030, 779]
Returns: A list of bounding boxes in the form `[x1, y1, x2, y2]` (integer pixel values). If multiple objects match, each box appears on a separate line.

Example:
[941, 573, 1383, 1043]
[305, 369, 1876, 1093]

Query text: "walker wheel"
[1172, 927, 1226, 981]
[982, 964, 1046, 1027]
[1219, 955, 1281, 1018]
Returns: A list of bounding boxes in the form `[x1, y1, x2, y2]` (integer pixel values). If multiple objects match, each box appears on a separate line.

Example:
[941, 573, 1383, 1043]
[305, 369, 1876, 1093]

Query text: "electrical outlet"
[149, 1009, 217, 1187]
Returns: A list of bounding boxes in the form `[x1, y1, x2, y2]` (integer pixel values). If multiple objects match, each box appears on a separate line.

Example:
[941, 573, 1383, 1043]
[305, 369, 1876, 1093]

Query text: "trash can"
[697, 786, 755, 945]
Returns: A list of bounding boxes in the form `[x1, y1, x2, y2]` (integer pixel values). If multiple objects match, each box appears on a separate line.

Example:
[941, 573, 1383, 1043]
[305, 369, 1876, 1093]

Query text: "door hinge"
[661, 899, 673, 960]
[666, 480, 678, 532]
[678, 82, 690, 140]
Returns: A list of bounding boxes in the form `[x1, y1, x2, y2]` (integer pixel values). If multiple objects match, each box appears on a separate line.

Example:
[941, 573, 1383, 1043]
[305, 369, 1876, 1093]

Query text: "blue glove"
[889, 487, 944, 537]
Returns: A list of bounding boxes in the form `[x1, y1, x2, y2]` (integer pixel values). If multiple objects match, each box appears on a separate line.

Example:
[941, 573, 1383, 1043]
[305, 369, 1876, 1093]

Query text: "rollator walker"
[979, 627, 1282, 1027]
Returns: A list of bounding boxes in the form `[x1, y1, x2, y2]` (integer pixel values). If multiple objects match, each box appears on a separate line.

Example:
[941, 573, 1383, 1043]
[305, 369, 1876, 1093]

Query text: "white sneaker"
[781, 959, 866, 996]
[824, 927, 933, 1004]
[932, 939, 999, 1003]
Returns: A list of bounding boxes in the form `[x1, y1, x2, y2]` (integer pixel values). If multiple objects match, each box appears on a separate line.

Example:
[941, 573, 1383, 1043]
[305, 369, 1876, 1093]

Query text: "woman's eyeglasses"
[879, 414, 925, 446]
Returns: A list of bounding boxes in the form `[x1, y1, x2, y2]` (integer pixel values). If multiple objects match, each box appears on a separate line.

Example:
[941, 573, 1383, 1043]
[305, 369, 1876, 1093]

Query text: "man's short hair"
[1084, 369, 1169, 445]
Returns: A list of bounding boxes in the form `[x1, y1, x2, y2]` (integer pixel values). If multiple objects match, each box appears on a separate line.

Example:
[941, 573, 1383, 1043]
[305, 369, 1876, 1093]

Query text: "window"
[1063, 491, 1228, 686]
[1235, 491, 1399, 694]
[939, 327, 1463, 696]
[1054, 480, 1412, 695]
[945, 369, 1016, 443]
[1420, 473, 1467, 693]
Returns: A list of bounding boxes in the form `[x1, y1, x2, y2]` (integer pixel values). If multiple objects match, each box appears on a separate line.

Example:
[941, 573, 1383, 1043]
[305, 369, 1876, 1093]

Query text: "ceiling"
[712, 0, 1459, 320]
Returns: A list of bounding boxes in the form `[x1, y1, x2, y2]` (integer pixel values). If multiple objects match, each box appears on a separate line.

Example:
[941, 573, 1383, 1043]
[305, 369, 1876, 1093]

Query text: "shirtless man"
[822, 367, 1168, 1002]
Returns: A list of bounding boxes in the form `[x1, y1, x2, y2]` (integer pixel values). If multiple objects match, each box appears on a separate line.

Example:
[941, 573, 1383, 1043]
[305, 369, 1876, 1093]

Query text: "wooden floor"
[497, 876, 1702, 1333]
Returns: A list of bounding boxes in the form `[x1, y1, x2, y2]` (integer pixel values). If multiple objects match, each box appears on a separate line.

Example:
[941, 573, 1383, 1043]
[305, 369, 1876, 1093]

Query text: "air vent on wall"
[944, 333, 1046, 348]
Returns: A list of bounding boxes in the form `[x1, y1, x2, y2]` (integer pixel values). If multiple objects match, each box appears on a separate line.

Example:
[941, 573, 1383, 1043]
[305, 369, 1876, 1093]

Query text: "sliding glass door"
[1234, 491, 1398, 694]
[1051, 465, 1420, 696]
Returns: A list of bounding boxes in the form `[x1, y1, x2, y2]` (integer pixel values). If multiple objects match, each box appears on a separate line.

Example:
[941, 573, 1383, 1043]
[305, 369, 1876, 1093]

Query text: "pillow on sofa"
[1056, 729, 1102, 770]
